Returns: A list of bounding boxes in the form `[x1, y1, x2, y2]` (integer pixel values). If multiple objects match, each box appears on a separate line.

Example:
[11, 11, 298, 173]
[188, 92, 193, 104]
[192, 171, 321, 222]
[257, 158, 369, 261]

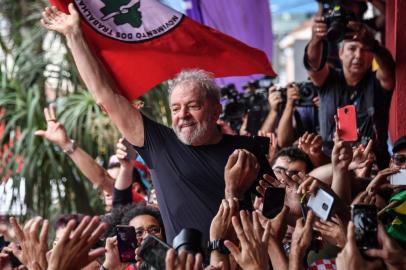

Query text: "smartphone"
[307, 188, 334, 221]
[122, 138, 138, 160]
[262, 187, 285, 219]
[138, 235, 171, 270]
[390, 169, 406, 185]
[352, 205, 379, 250]
[337, 105, 357, 141]
[251, 135, 270, 157]
[115, 225, 137, 263]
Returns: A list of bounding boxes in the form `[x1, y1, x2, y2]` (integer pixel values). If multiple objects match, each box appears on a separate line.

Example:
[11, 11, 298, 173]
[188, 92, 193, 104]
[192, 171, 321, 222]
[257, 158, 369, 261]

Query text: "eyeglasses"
[392, 154, 406, 166]
[135, 226, 161, 240]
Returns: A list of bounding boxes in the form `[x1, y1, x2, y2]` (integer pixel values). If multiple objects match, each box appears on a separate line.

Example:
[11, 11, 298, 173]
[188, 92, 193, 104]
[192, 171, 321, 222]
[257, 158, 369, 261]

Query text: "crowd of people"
[1, 0, 406, 269]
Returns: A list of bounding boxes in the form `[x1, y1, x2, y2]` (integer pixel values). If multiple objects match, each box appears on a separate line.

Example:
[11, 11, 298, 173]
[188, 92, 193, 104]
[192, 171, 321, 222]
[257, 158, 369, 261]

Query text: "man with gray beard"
[131, 69, 272, 243]
[41, 4, 271, 244]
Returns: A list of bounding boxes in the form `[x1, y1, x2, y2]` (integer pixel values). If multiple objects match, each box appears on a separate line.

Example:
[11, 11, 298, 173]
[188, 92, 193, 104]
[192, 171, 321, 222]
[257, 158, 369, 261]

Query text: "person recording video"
[304, 0, 395, 169]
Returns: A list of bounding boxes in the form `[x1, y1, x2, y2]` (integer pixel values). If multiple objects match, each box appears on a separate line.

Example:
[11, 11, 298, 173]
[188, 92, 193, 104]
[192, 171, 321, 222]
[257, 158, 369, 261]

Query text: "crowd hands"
[2, 124, 406, 270]
[2, 2, 405, 270]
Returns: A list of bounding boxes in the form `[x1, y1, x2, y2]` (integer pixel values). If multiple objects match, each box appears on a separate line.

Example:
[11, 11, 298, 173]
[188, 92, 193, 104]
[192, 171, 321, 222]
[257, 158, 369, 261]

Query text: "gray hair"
[168, 69, 221, 104]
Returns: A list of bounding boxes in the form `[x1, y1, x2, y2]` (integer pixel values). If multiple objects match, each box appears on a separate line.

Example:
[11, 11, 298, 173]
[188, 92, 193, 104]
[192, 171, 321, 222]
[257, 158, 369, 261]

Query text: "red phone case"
[337, 105, 357, 141]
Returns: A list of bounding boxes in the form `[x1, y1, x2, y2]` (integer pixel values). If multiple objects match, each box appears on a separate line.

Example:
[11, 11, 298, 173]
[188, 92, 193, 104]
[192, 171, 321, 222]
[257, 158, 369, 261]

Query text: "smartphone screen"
[116, 225, 137, 263]
[337, 105, 357, 141]
[251, 135, 270, 157]
[307, 188, 334, 221]
[352, 205, 379, 250]
[262, 187, 285, 219]
[390, 169, 406, 185]
[138, 235, 171, 270]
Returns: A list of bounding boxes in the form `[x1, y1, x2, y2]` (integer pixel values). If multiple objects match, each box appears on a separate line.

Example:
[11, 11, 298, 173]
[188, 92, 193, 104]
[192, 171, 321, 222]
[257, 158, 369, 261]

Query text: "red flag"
[49, 0, 276, 101]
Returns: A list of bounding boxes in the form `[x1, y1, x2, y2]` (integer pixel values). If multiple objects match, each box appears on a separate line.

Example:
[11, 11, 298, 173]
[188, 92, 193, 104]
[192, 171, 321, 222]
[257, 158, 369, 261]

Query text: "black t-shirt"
[318, 68, 392, 167]
[134, 114, 271, 243]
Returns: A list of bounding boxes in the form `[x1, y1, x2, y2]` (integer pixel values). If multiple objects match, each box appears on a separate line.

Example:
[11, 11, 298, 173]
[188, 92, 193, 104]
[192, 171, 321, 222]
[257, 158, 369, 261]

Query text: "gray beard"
[173, 122, 209, 145]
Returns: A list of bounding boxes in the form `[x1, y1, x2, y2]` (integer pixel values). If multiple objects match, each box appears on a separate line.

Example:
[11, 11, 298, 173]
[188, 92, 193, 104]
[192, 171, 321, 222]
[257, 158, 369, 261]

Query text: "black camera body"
[324, 6, 357, 43]
[220, 80, 270, 134]
[172, 228, 205, 256]
[278, 82, 318, 107]
[320, 0, 358, 43]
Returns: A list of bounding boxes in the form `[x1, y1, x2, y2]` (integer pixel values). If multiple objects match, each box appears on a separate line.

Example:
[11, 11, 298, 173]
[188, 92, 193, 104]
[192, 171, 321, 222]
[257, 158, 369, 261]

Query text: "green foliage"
[0, 0, 171, 219]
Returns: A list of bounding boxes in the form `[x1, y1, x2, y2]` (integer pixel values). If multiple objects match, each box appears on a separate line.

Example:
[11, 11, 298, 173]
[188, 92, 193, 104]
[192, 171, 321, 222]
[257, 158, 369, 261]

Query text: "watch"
[207, 239, 230, 254]
[63, 139, 77, 155]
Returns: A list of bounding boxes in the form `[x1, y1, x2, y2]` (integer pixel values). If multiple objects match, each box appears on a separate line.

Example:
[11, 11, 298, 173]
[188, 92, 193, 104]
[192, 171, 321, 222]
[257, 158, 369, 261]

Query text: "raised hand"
[298, 132, 323, 157]
[351, 190, 376, 206]
[314, 214, 346, 248]
[311, 16, 327, 43]
[267, 86, 282, 112]
[289, 211, 315, 265]
[224, 211, 270, 270]
[349, 139, 375, 177]
[366, 167, 401, 195]
[296, 173, 329, 196]
[224, 149, 260, 200]
[102, 236, 128, 270]
[332, 135, 353, 173]
[9, 217, 49, 270]
[48, 216, 108, 270]
[286, 83, 300, 107]
[40, 4, 80, 36]
[365, 223, 406, 270]
[35, 104, 71, 149]
[165, 249, 205, 270]
[336, 222, 383, 270]
[115, 137, 138, 168]
[210, 198, 238, 241]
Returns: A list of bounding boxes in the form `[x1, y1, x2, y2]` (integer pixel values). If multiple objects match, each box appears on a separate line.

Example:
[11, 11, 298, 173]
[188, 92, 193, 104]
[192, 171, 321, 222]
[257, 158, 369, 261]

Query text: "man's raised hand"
[35, 104, 71, 149]
[224, 149, 260, 200]
[41, 3, 80, 36]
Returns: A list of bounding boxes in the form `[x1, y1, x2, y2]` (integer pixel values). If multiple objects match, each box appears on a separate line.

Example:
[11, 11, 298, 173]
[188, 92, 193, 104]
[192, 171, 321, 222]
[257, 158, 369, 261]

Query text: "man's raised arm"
[41, 4, 144, 147]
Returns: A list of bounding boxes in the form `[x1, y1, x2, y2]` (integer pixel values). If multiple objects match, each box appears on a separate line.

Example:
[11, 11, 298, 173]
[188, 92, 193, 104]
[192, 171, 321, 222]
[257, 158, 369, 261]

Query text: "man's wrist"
[65, 28, 84, 46]
[62, 139, 77, 155]
[224, 187, 242, 200]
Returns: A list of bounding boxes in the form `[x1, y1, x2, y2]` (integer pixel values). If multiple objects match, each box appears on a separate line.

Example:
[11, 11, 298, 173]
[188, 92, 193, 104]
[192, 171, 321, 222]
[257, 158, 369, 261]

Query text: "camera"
[172, 228, 205, 256]
[319, 0, 358, 43]
[220, 78, 270, 134]
[278, 81, 318, 107]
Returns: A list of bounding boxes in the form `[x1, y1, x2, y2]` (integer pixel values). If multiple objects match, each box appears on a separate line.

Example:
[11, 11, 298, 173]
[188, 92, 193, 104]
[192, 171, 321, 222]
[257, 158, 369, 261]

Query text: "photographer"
[260, 83, 319, 148]
[303, 5, 395, 169]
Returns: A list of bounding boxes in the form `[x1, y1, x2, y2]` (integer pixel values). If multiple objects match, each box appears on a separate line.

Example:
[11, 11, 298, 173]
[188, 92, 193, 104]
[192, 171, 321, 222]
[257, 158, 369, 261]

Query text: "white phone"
[390, 169, 406, 185]
[307, 188, 334, 221]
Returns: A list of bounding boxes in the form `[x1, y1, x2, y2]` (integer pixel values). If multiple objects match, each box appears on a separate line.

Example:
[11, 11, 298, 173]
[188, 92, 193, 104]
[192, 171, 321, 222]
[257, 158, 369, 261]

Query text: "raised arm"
[276, 84, 299, 147]
[35, 105, 114, 194]
[41, 4, 144, 147]
[304, 16, 330, 87]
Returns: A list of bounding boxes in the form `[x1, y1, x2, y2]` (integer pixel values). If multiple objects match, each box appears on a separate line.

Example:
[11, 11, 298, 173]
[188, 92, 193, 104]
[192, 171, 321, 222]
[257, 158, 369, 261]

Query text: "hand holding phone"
[337, 105, 357, 142]
[138, 235, 171, 270]
[390, 169, 406, 185]
[262, 187, 285, 219]
[352, 205, 378, 250]
[116, 225, 137, 263]
[306, 188, 334, 221]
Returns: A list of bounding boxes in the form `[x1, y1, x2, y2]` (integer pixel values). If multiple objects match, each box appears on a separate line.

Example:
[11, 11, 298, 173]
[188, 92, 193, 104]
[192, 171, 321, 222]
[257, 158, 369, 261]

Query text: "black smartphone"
[251, 135, 270, 157]
[352, 205, 379, 251]
[138, 235, 171, 270]
[262, 187, 285, 219]
[115, 225, 137, 263]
